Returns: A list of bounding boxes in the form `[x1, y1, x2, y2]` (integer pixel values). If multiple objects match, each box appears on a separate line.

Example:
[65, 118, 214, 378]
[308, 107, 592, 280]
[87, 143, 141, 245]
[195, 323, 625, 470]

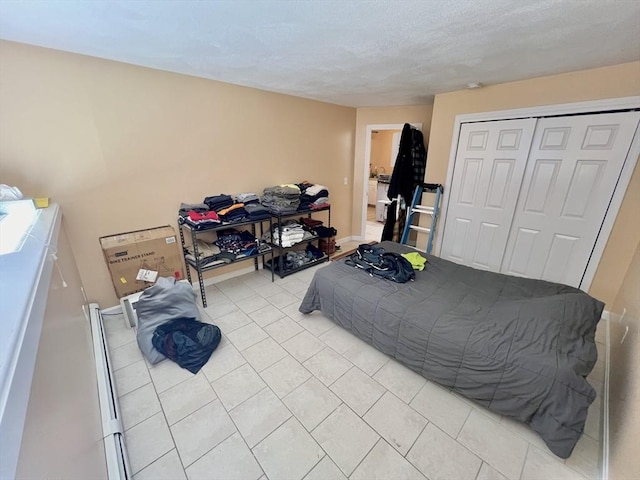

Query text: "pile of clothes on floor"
[136, 277, 221, 373]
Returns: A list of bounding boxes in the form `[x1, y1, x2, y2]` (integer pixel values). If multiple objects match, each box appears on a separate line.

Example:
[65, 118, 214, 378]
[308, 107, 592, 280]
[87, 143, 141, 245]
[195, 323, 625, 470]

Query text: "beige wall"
[426, 62, 640, 307]
[353, 105, 433, 235]
[608, 241, 640, 480]
[0, 40, 356, 307]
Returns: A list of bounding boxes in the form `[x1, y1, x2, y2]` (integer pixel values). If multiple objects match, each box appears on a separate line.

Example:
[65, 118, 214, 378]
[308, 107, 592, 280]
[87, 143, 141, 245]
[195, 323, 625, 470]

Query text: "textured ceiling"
[0, 0, 639, 107]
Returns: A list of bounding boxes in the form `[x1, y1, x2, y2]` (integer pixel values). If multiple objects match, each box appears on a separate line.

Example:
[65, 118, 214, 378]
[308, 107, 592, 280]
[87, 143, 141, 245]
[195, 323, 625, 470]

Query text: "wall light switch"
[343, 177, 348, 185]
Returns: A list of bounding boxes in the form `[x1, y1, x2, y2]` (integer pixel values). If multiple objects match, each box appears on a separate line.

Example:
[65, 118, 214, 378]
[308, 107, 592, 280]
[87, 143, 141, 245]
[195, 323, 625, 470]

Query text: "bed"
[299, 241, 603, 458]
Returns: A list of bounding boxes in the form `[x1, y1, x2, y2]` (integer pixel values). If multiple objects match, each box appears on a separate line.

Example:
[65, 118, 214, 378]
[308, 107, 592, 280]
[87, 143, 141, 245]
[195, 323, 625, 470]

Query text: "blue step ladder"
[400, 183, 444, 254]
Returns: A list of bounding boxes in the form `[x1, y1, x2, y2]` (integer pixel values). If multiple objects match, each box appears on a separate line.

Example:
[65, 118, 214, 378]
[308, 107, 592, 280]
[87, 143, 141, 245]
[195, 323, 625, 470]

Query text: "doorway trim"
[360, 123, 422, 240]
[435, 95, 640, 292]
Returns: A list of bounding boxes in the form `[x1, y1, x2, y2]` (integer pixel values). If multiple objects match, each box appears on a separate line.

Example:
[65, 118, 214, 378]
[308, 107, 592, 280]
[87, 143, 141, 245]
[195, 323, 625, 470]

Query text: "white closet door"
[440, 118, 537, 271]
[501, 111, 640, 287]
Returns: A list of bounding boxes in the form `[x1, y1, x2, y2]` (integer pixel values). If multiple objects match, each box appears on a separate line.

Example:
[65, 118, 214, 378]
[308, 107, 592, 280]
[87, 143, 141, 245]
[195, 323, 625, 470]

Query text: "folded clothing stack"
[204, 194, 234, 212]
[181, 210, 222, 230]
[235, 192, 260, 204]
[271, 220, 305, 247]
[300, 183, 329, 210]
[245, 203, 271, 220]
[179, 202, 209, 217]
[262, 185, 301, 215]
[217, 203, 247, 223]
[215, 228, 260, 258]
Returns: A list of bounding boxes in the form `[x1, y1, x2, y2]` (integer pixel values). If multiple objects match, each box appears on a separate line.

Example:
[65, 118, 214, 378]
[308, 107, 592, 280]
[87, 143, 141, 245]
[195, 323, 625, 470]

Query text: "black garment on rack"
[382, 123, 427, 242]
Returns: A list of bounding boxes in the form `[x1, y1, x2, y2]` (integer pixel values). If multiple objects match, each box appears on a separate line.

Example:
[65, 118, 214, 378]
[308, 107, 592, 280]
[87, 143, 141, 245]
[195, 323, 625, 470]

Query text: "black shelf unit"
[178, 217, 274, 307]
[265, 205, 331, 278]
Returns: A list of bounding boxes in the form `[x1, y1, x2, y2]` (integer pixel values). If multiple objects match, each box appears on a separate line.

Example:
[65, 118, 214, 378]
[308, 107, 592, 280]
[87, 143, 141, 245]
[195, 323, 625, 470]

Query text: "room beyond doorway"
[361, 123, 422, 242]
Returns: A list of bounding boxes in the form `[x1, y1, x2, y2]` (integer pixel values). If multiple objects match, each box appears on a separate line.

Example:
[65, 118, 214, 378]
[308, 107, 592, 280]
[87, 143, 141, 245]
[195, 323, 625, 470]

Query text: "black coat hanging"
[382, 123, 427, 242]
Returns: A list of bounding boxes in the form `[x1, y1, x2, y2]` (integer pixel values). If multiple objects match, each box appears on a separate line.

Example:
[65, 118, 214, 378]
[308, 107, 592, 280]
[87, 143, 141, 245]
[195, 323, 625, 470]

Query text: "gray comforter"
[299, 241, 603, 458]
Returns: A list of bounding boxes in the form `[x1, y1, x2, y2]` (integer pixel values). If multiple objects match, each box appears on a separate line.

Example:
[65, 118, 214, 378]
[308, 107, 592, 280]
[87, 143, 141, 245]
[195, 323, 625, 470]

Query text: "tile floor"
[105, 264, 604, 480]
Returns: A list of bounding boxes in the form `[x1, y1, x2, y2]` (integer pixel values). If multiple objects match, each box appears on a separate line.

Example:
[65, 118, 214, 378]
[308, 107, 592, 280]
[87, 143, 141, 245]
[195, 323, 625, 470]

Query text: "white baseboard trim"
[101, 305, 123, 315]
[336, 235, 356, 244]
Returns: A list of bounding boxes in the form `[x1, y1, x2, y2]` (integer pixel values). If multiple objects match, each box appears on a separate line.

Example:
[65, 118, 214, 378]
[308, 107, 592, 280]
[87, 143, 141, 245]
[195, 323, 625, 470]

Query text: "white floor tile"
[249, 304, 287, 327]
[134, 449, 186, 480]
[302, 455, 347, 480]
[266, 290, 299, 309]
[521, 447, 586, 480]
[342, 341, 390, 376]
[409, 380, 471, 438]
[260, 355, 312, 397]
[254, 282, 287, 298]
[298, 314, 338, 338]
[105, 269, 602, 480]
[125, 412, 175, 474]
[312, 404, 379, 476]
[200, 343, 246, 383]
[209, 308, 253, 333]
[303, 347, 352, 386]
[319, 325, 362, 354]
[282, 330, 326, 362]
[253, 417, 324, 480]
[457, 410, 528, 480]
[227, 323, 269, 351]
[351, 439, 427, 480]
[242, 337, 288, 372]
[115, 360, 151, 397]
[212, 363, 266, 410]
[105, 321, 136, 349]
[264, 316, 304, 343]
[111, 340, 145, 371]
[564, 433, 599, 480]
[203, 297, 239, 320]
[407, 423, 482, 480]
[229, 388, 292, 447]
[476, 461, 509, 480]
[221, 284, 256, 303]
[120, 383, 162, 430]
[499, 415, 549, 452]
[170, 400, 236, 467]
[235, 295, 271, 314]
[363, 391, 427, 455]
[372, 359, 426, 403]
[148, 358, 194, 394]
[186, 432, 263, 480]
[281, 302, 308, 322]
[330, 367, 385, 416]
[159, 373, 216, 425]
[283, 377, 341, 431]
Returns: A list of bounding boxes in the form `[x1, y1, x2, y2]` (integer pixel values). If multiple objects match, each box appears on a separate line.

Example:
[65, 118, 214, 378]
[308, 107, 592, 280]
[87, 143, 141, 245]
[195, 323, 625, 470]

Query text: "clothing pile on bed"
[136, 277, 221, 373]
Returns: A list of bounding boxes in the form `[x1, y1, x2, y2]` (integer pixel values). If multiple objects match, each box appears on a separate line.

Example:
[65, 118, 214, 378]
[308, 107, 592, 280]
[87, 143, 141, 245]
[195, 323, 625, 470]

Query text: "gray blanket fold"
[136, 277, 201, 364]
[299, 241, 603, 458]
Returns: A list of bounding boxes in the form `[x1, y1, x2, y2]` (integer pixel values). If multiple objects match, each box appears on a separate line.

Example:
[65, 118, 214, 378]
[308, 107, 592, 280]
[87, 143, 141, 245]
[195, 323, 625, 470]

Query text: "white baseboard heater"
[89, 303, 131, 480]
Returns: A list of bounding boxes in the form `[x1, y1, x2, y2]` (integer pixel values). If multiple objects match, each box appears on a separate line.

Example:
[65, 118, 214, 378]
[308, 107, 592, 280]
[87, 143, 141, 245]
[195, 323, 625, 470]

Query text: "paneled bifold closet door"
[440, 118, 537, 271]
[501, 111, 640, 287]
[441, 110, 640, 289]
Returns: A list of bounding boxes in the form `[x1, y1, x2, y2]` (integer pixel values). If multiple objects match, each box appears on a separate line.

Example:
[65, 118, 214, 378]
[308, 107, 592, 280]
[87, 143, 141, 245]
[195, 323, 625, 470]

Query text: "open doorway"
[361, 123, 422, 242]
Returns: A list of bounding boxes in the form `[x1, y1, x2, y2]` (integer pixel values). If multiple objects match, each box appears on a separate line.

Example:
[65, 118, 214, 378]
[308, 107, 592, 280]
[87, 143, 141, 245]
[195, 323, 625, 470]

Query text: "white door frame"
[435, 96, 640, 292]
[360, 123, 422, 240]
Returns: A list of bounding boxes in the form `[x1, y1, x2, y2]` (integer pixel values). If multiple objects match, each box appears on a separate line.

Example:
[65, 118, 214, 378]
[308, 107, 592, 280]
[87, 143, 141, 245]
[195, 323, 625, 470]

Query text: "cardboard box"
[100, 225, 185, 298]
